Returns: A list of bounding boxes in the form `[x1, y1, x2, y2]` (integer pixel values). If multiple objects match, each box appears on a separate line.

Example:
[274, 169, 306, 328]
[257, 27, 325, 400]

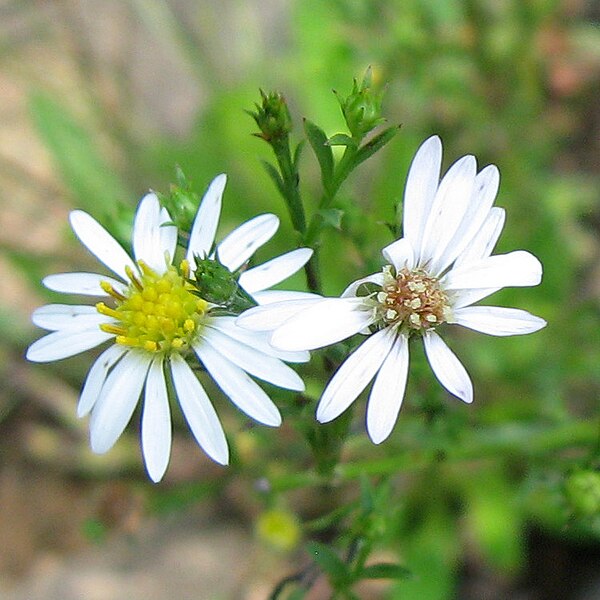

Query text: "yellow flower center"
[96, 259, 208, 354]
[376, 265, 451, 332]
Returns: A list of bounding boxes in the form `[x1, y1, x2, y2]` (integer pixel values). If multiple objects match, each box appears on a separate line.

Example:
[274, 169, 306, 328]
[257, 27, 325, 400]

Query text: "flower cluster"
[27, 135, 546, 481]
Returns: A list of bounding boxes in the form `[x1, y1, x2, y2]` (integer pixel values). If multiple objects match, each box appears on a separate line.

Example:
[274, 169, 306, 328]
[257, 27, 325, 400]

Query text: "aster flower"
[238, 136, 546, 444]
[26, 174, 312, 482]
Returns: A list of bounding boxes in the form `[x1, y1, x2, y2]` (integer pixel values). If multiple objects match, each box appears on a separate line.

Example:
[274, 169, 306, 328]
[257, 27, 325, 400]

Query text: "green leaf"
[352, 125, 399, 169]
[306, 541, 349, 582]
[318, 208, 344, 230]
[29, 91, 130, 222]
[326, 133, 357, 147]
[293, 140, 305, 170]
[359, 562, 411, 580]
[261, 160, 286, 197]
[303, 118, 334, 185]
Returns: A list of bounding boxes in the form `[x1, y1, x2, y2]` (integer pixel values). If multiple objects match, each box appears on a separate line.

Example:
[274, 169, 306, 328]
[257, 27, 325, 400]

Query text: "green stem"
[272, 138, 306, 234]
[268, 420, 597, 492]
[268, 138, 326, 293]
[301, 144, 359, 291]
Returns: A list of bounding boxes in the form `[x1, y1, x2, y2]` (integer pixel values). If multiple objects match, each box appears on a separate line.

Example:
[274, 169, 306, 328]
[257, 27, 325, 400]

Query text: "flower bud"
[336, 66, 386, 140]
[191, 254, 256, 313]
[247, 90, 293, 142]
[158, 167, 200, 233]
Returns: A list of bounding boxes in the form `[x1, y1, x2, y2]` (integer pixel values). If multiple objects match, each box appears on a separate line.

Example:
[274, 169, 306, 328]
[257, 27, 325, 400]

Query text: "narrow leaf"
[359, 562, 411, 580]
[306, 541, 349, 581]
[303, 119, 334, 184]
[327, 133, 357, 147]
[352, 125, 400, 168]
[261, 160, 286, 198]
[293, 140, 305, 170]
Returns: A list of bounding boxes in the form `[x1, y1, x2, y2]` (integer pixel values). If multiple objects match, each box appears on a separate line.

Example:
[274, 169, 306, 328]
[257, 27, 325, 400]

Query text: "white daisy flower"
[26, 174, 313, 482]
[238, 136, 546, 444]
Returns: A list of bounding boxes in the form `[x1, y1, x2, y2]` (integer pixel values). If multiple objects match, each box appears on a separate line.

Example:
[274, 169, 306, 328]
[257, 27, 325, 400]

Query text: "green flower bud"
[565, 470, 600, 517]
[157, 167, 200, 233]
[336, 66, 386, 140]
[247, 90, 293, 142]
[191, 254, 256, 313]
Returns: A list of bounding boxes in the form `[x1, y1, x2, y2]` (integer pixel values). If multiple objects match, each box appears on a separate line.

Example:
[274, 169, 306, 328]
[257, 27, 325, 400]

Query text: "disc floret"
[375, 265, 451, 332]
[96, 259, 208, 354]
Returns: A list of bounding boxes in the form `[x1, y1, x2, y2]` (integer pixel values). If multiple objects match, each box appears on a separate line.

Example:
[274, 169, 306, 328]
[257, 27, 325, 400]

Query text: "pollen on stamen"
[100, 281, 126, 301]
[376, 265, 450, 333]
[96, 261, 209, 355]
[125, 265, 144, 291]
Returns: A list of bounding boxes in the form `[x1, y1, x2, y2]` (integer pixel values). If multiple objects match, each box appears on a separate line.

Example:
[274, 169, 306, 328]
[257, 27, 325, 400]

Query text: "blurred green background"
[1, 0, 599, 598]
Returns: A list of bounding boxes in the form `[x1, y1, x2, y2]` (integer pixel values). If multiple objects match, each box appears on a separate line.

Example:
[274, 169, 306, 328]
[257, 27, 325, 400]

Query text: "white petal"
[204, 326, 303, 391]
[236, 297, 324, 332]
[216, 213, 279, 272]
[133, 193, 168, 274]
[32, 304, 109, 331]
[420, 155, 477, 271]
[170, 353, 228, 465]
[423, 331, 473, 404]
[89, 351, 151, 453]
[202, 326, 304, 391]
[43, 272, 126, 296]
[452, 287, 502, 309]
[251, 290, 321, 305]
[213, 316, 310, 363]
[78, 345, 127, 417]
[403, 135, 442, 251]
[141, 357, 172, 483]
[26, 329, 113, 362]
[454, 207, 506, 267]
[442, 250, 543, 290]
[366, 334, 409, 444]
[316, 327, 396, 423]
[69, 210, 137, 281]
[194, 342, 282, 426]
[430, 164, 499, 274]
[159, 207, 177, 263]
[186, 174, 226, 263]
[271, 298, 376, 351]
[381, 238, 415, 271]
[239, 248, 313, 293]
[341, 273, 385, 298]
[451, 306, 547, 336]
